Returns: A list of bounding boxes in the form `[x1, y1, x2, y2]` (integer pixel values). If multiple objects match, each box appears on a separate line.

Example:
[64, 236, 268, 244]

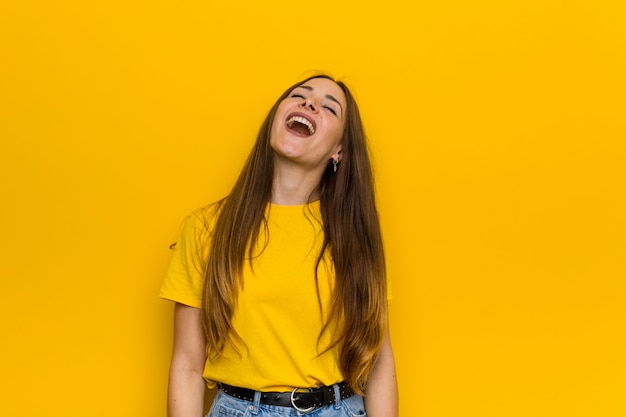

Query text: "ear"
[332, 145, 343, 163]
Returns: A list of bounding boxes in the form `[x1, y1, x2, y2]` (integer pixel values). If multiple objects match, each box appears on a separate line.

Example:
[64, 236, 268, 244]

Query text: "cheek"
[269, 122, 279, 142]
[269, 117, 286, 145]
[270, 104, 290, 137]
[330, 122, 345, 145]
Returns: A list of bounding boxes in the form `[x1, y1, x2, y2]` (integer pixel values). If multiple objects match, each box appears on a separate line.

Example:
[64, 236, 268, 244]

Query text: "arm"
[168, 303, 207, 417]
[364, 328, 399, 417]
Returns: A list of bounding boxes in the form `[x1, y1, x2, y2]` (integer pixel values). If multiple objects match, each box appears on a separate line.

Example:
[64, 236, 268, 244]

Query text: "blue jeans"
[206, 385, 367, 417]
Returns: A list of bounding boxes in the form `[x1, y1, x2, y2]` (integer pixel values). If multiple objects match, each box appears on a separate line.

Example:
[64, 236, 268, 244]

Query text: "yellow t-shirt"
[160, 201, 343, 391]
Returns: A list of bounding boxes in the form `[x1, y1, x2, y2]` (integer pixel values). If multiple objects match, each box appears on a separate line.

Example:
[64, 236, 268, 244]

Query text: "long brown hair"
[202, 74, 387, 394]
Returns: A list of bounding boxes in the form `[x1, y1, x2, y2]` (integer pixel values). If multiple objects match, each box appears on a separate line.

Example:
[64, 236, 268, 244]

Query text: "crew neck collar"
[269, 199, 320, 208]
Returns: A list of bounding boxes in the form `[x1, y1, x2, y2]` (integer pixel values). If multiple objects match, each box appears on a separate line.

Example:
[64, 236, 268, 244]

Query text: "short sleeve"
[159, 211, 211, 308]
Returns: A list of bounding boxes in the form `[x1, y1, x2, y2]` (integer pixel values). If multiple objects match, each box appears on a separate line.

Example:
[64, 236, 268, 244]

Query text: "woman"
[161, 74, 398, 417]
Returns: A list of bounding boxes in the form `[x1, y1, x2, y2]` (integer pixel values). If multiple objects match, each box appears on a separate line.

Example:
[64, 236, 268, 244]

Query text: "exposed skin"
[167, 304, 206, 417]
[364, 327, 399, 417]
[270, 77, 345, 205]
[166, 78, 398, 417]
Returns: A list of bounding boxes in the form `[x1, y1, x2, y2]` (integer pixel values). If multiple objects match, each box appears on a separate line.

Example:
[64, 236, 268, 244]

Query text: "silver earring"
[333, 159, 338, 173]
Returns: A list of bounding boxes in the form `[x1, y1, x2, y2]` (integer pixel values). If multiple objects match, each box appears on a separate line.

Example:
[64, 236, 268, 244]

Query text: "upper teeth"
[287, 116, 315, 135]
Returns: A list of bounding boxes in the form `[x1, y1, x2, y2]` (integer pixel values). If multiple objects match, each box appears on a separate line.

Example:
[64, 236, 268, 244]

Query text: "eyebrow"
[296, 85, 344, 112]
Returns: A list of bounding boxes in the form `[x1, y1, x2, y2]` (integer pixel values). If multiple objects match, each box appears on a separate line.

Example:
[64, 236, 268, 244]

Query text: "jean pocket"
[341, 394, 367, 417]
[207, 392, 248, 417]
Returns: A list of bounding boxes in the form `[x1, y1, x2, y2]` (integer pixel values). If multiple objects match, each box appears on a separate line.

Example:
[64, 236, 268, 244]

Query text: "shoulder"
[190, 199, 224, 228]
[176, 199, 226, 246]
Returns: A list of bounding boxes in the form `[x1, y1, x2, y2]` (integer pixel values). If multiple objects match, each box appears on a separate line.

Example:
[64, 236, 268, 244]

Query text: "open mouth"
[286, 113, 316, 136]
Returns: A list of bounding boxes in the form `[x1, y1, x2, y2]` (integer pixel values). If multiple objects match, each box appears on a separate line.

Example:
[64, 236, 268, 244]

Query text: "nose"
[300, 97, 318, 112]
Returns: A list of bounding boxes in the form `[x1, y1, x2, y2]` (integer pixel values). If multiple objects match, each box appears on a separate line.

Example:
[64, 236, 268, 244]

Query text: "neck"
[271, 161, 324, 206]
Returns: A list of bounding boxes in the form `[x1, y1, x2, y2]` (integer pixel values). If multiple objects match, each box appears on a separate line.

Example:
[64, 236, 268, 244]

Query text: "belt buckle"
[290, 387, 315, 414]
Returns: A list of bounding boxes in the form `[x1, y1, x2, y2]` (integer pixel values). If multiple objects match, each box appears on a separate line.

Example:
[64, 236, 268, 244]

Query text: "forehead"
[296, 78, 347, 108]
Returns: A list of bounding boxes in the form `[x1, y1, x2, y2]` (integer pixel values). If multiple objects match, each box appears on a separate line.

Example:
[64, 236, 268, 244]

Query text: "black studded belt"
[218, 381, 355, 413]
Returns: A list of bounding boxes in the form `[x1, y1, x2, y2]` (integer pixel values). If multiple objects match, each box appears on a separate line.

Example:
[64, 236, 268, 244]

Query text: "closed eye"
[291, 93, 305, 99]
[324, 106, 337, 116]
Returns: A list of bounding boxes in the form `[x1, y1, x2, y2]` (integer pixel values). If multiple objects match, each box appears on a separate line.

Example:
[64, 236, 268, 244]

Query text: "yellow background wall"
[1, 1, 624, 416]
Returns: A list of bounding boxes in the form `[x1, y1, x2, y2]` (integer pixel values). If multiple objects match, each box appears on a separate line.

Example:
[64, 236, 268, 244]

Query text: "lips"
[285, 112, 316, 137]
